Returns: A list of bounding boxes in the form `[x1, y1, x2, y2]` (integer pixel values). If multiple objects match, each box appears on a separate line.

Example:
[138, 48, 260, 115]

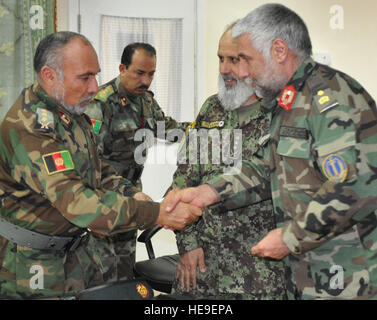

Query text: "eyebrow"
[78, 69, 101, 77]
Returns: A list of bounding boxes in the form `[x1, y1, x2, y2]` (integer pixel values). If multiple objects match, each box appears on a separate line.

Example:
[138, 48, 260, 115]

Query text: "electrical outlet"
[314, 53, 332, 66]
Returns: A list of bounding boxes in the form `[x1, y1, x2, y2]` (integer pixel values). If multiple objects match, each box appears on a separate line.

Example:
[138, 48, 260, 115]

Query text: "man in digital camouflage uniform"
[85, 43, 190, 281]
[169, 25, 287, 300]
[0, 32, 201, 299]
[168, 4, 377, 300]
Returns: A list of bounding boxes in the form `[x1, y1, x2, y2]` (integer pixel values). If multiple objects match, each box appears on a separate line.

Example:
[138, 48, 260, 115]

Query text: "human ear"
[271, 39, 288, 63]
[39, 66, 59, 85]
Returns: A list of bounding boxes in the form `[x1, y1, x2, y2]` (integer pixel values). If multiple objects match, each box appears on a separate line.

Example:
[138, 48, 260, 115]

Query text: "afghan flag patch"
[42, 151, 75, 175]
[91, 119, 103, 134]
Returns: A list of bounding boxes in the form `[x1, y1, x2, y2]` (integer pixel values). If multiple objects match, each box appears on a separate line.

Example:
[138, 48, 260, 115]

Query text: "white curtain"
[101, 15, 183, 120]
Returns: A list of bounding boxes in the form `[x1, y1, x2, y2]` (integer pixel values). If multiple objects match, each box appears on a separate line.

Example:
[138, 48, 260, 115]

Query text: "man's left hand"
[251, 228, 291, 260]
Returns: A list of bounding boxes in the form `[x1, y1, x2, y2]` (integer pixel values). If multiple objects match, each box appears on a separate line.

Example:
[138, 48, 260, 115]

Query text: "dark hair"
[34, 31, 92, 75]
[120, 43, 156, 68]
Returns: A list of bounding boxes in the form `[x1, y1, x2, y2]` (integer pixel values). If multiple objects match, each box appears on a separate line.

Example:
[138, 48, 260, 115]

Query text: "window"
[101, 15, 183, 120]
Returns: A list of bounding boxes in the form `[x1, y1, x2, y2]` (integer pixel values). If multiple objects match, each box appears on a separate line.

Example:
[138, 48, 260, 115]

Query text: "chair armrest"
[137, 225, 163, 259]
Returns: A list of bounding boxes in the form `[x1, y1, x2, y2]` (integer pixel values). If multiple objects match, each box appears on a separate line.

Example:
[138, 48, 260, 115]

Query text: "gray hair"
[233, 3, 312, 61]
[34, 31, 92, 81]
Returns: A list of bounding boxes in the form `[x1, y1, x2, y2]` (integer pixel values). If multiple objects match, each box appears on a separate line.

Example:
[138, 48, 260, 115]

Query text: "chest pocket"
[111, 113, 140, 136]
[276, 126, 311, 159]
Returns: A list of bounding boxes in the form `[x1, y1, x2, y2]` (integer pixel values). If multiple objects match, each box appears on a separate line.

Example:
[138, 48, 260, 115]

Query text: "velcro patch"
[200, 121, 225, 128]
[91, 119, 103, 134]
[280, 126, 309, 140]
[42, 151, 75, 175]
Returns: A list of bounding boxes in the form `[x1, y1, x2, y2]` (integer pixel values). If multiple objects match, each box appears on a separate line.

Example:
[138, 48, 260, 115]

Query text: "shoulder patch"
[90, 119, 103, 134]
[313, 88, 339, 113]
[307, 74, 339, 113]
[95, 85, 115, 102]
[35, 108, 54, 131]
[322, 154, 348, 182]
[42, 150, 75, 175]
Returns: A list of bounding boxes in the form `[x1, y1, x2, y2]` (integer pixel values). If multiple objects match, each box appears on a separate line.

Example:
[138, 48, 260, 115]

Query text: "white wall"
[204, 0, 377, 101]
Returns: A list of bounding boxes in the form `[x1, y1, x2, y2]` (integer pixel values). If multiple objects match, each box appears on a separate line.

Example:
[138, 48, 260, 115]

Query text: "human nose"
[88, 76, 98, 95]
[220, 61, 231, 75]
[238, 59, 249, 79]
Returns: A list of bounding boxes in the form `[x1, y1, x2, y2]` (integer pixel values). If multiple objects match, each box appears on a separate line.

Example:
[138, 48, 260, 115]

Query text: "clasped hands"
[157, 185, 291, 292]
[155, 184, 221, 231]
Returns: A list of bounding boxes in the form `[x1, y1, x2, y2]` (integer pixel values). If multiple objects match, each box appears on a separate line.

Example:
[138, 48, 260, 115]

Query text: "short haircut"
[233, 3, 312, 60]
[120, 42, 156, 68]
[34, 31, 92, 79]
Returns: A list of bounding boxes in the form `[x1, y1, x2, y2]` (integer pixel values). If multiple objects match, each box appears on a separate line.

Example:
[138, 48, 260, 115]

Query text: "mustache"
[221, 74, 238, 82]
[138, 85, 149, 90]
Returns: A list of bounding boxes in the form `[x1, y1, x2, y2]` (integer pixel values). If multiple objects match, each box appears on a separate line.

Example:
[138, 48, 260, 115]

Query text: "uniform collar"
[262, 57, 318, 113]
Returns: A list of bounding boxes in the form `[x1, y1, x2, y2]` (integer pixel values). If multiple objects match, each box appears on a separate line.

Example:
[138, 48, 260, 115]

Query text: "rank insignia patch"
[59, 111, 71, 127]
[136, 283, 150, 299]
[36, 108, 54, 130]
[322, 154, 348, 182]
[314, 88, 339, 113]
[278, 85, 297, 111]
[42, 151, 75, 175]
[91, 119, 103, 134]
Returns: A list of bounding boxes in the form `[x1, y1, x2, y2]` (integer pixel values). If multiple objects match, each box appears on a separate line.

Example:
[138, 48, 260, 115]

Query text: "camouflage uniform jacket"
[210, 58, 377, 299]
[171, 95, 287, 299]
[85, 76, 189, 189]
[0, 83, 160, 299]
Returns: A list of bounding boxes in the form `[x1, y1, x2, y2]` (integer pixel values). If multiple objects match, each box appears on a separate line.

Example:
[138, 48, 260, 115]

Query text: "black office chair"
[133, 225, 179, 293]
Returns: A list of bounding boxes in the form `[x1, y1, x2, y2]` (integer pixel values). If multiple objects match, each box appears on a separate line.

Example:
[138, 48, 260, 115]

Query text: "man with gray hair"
[167, 3, 377, 300]
[169, 23, 287, 300]
[0, 31, 202, 299]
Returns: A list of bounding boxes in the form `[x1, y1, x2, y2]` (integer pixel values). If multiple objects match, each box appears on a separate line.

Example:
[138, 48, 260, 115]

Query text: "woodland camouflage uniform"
[0, 83, 159, 299]
[210, 58, 377, 299]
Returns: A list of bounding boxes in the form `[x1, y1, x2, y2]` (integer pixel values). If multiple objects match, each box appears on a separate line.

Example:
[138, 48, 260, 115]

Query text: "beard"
[217, 74, 255, 111]
[53, 82, 93, 115]
[253, 57, 288, 100]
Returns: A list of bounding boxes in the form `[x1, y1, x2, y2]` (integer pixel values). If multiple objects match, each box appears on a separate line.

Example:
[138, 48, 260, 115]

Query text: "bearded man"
[168, 23, 287, 300]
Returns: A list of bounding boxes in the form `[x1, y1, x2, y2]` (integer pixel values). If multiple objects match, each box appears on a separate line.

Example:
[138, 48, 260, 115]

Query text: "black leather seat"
[133, 225, 179, 293]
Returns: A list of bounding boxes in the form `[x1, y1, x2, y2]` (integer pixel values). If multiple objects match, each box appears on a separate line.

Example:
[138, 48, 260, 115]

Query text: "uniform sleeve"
[169, 112, 204, 254]
[282, 83, 377, 254]
[1, 121, 160, 235]
[150, 97, 190, 134]
[208, 159, 271, 212]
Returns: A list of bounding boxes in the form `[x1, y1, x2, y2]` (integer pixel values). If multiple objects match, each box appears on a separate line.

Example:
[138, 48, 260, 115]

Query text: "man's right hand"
[176, 248, 206, 292]
[165, 184, 221, 213]
[156, 191, 203, 230]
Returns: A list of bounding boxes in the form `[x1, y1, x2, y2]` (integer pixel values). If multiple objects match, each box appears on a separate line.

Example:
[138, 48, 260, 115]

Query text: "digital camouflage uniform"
[0, 83, 160, 299]
[209, 58, 377, 299]
[85, 76, 189, 281]
[170, 95, 287, 299]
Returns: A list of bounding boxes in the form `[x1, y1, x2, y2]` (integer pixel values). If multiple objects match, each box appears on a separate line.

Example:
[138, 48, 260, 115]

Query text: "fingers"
[133, 192, 153, 201]
[163, 189, 181, 213]
[198, 252, 206, 273]
[176, 249, 206, 292]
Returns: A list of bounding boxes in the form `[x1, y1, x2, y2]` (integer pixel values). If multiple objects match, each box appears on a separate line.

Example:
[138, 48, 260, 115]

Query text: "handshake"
[154, 185, 221, 231]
